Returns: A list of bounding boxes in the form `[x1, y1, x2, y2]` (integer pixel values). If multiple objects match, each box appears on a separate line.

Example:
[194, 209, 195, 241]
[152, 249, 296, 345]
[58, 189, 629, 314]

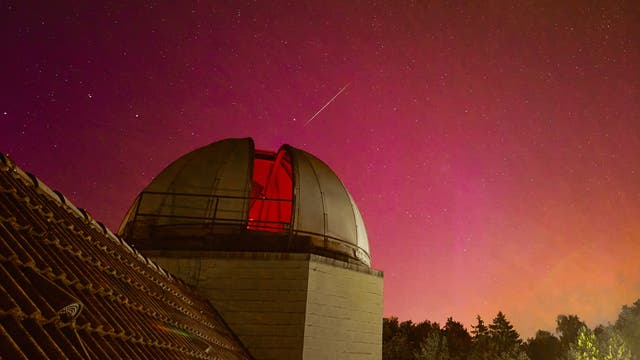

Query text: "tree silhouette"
[558, 315, 588, 357]
[382, 298, 640, 360]
[414, 329, 450, 360]
[469, 316, 492, 360]
[443, 317, 472, 360]
[526, 330, 562, 360]
[615, 299, 640, 358]
[488, 311, 529, 359]
[383, 317, 414, 360]
[411, 320, 441, 352]
[471, 316, 489, 339]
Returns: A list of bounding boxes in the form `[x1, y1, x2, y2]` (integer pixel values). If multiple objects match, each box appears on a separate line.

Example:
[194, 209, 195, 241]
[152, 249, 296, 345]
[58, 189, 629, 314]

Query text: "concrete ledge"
[143, 250, 383, 277]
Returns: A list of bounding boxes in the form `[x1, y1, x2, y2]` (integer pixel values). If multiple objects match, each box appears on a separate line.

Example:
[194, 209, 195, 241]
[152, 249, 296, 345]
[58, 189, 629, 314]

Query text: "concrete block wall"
[147, 251, 383, 360]
[303, 256, 383, 360]
[151, 252, 309, 360]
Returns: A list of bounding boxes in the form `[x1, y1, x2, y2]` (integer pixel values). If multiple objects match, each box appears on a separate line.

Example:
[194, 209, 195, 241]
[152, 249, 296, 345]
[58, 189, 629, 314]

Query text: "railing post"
[211, 197, 219, 229]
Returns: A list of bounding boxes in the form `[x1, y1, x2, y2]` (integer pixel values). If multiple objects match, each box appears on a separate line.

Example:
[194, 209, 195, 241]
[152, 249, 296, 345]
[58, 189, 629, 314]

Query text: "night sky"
[2, 2, 639, 337]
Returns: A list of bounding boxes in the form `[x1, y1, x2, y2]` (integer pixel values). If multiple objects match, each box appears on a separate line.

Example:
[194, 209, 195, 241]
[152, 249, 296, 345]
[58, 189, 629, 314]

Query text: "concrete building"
[118, 138, 384, 360]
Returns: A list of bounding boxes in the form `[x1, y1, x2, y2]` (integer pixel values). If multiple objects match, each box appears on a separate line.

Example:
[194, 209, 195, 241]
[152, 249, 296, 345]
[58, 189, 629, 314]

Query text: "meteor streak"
[304, 83, 351, 126]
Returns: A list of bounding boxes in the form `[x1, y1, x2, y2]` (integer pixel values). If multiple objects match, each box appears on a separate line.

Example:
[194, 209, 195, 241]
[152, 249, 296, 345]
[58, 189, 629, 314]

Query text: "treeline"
[383, 299, 640, 360]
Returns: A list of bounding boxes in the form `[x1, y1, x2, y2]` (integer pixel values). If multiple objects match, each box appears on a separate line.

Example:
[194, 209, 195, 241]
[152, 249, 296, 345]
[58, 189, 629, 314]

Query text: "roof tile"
[0, 154, 253, 360]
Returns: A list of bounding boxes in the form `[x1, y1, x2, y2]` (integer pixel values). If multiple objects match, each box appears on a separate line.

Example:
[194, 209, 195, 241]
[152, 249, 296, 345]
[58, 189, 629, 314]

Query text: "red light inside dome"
[248, 148, 292, 232]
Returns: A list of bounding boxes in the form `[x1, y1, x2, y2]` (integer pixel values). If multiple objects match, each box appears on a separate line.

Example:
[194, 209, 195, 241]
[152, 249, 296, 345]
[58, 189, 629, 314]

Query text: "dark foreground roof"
[0, 153, 253, 359]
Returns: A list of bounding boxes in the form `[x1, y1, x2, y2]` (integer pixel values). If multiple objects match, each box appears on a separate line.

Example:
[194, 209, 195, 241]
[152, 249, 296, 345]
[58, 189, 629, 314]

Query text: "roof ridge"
[0, 152, 181, 285]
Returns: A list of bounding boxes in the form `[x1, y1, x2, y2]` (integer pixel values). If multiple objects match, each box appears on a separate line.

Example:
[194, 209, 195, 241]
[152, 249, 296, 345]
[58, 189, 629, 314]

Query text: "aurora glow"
[1, 2, 639, 337]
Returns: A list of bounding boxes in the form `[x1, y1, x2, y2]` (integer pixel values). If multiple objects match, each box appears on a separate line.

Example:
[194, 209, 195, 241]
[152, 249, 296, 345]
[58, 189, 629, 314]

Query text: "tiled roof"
[0, 153, 253, 360]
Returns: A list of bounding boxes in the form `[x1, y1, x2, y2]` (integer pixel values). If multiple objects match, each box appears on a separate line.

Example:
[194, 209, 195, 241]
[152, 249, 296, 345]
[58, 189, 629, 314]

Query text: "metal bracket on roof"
[0, 153, 16, 172]
[77, 207, 89, 220]
[53, 190, 66, 204]
[26, 172, 39, 187]
[58, 302, 84, 322]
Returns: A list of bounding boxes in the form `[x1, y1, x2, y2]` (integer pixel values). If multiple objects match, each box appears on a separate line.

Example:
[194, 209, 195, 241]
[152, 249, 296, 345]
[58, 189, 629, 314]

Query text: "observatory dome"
[119, 138, 371, 266]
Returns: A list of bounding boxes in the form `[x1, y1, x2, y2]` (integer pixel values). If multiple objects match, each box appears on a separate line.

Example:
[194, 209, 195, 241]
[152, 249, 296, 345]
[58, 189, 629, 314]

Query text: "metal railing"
[123, 191, 371, 265]
[129, 190, 291, 229]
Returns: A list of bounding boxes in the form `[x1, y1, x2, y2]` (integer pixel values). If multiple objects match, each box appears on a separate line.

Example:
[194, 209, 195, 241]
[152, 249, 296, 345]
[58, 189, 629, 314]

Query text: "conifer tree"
[471, 316, 489, 339]
[489, 312, 522, 352]
[488, 311, 529, 359]
[469, 316, 492, 360]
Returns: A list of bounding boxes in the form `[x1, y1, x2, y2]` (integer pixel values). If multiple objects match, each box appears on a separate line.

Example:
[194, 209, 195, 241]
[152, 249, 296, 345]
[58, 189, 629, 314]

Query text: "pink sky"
[2, 1, 639, 337]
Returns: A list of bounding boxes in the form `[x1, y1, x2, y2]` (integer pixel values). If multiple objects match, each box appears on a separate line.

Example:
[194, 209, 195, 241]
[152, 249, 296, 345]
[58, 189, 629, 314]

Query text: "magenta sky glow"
[1, 2, 639, 337]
